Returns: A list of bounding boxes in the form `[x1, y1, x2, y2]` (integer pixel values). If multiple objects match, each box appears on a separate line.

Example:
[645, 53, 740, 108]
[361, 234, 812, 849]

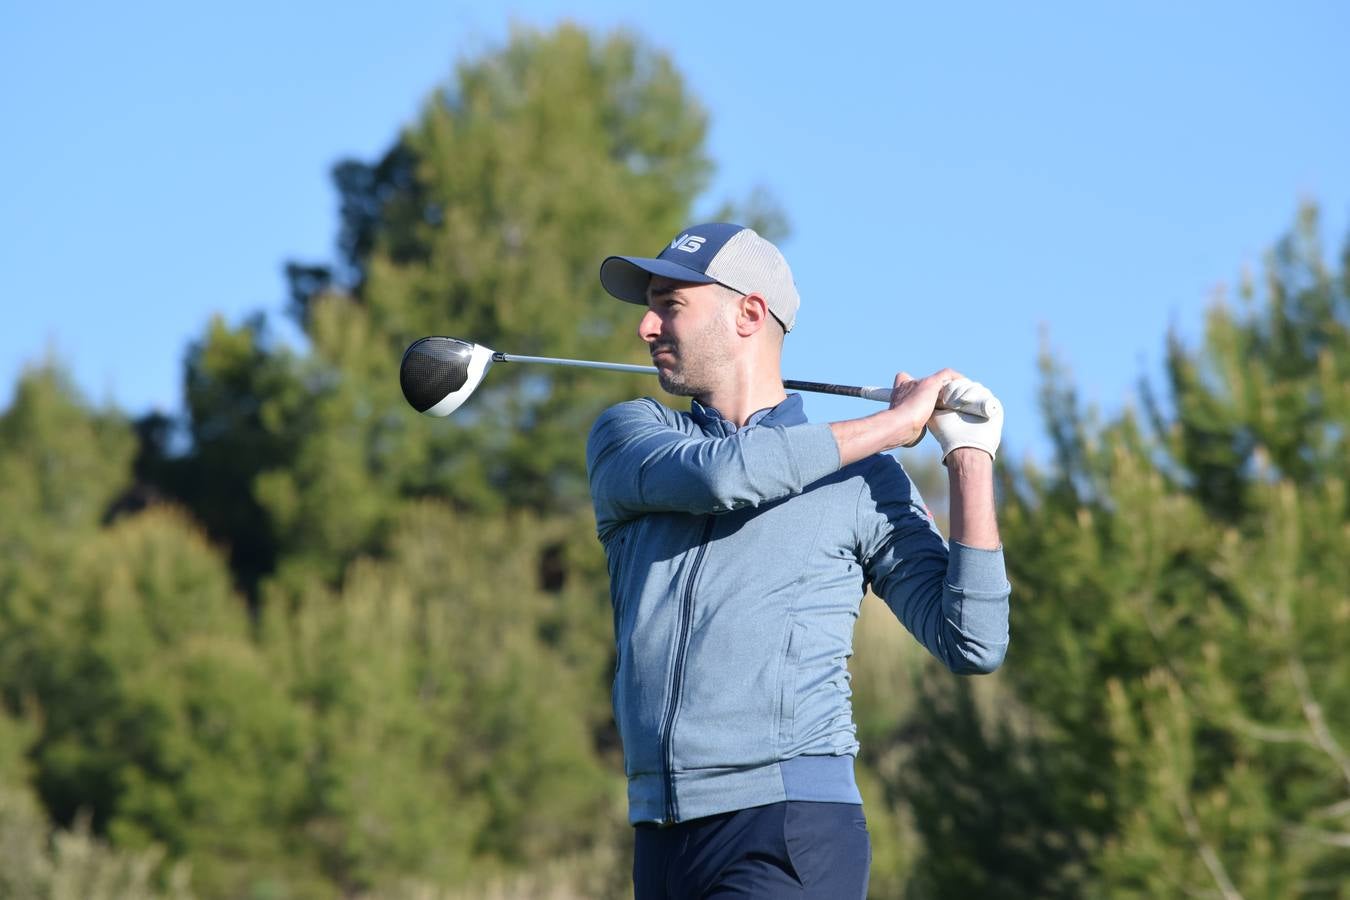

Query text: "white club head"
[400, 337, 496, 417]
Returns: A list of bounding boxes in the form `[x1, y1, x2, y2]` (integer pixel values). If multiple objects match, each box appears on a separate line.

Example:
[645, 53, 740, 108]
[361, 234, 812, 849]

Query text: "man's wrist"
[945, 446, 994, 473]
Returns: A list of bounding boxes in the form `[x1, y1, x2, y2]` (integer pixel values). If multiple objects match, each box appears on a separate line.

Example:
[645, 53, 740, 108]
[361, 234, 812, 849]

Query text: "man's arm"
[587, 369, 975, 536]
[586, 399, 841, 534]
[828, 369, 956, 466]
[947, 448, 999, 549]
[853, 372, 1008, 673]
[859, 455, 1010, 675]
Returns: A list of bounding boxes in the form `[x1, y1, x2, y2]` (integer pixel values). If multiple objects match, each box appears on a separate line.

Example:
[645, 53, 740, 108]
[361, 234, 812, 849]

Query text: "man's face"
[639, 276, 737, 397]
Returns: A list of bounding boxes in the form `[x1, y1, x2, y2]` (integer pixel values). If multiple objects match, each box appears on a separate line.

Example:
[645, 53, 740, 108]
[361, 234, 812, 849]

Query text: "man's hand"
[886, 370, 952, 447]
[928, 378, 1004, 463]
[831, 369, 962, 466]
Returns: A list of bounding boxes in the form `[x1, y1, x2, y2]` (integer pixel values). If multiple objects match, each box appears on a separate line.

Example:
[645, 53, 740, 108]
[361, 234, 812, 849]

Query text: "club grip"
[860, 386, 996, 420]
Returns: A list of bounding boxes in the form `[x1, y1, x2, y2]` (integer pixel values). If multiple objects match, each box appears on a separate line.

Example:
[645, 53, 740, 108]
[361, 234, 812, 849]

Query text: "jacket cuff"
[946, 541, 1010, 595]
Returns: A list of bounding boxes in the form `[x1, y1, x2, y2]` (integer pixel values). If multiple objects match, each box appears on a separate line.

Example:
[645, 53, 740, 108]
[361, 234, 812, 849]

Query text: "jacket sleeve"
[586, 399, 841, 537]
[857, 455, 1010, 674]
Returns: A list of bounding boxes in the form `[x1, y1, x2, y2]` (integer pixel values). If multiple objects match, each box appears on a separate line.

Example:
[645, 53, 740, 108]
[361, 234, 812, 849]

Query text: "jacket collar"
[690, 393, 809, 435]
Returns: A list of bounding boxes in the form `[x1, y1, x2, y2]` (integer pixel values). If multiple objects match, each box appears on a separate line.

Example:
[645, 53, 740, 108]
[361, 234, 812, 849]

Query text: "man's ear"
[734, 292, 771, 337]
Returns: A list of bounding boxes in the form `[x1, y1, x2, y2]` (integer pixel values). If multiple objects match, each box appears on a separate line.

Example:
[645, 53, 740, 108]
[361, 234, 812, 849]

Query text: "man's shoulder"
[598, 396, 674, 419]
[587, 397, 688, 457]
[591, 397, 686, 433]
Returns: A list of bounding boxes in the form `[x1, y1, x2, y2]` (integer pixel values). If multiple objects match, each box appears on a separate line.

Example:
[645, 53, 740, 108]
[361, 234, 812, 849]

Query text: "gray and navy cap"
[599, 223, 801, 332]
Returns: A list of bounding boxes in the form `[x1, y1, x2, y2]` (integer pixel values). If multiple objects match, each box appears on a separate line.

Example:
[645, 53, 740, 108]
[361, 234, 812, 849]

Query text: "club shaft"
[783, 380, 888, 401]
[496, 352, 657, 375]
[496, 353, 891, 402]
[407, 337, 988, 418]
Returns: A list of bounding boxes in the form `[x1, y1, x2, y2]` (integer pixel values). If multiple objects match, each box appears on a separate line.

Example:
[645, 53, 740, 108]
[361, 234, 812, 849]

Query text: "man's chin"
[657, 373, 697, 397]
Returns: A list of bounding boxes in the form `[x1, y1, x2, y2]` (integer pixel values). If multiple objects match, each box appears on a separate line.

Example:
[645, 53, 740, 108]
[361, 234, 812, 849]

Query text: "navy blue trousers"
[633, 801, 870, 899]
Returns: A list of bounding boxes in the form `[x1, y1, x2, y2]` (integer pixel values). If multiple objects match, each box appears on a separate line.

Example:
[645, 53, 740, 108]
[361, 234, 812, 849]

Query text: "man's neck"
[697, 360, 787, 427]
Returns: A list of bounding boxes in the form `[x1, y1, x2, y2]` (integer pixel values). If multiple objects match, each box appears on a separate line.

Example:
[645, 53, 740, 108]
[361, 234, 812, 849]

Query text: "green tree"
[0, 710, 194, 900]
[258, 505, 625, 895]
[142, 23, 742, 895]
[0, 501, 315, 896]
[131, 315, 310, 602]
[284, 22, 713, 525]
[121, 29, 757, 891]
[145, 23, 731, 601]
[0, 363, 133, 552]
[897, 206, 1350, 898]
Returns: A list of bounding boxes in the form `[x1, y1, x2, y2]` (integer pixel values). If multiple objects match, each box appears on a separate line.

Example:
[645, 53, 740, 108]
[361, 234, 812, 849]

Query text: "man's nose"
[638, 309, 661, 344]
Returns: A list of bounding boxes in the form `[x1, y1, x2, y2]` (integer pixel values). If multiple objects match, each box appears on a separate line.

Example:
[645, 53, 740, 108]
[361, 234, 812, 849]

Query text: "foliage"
[273, 22, 714, 536]
[0, 503, 317, 896]
[0, 363, 133, 554]
[897, 205, 1350, 898]
[0, 779, 194, 900]
[255, 506, 622, 893]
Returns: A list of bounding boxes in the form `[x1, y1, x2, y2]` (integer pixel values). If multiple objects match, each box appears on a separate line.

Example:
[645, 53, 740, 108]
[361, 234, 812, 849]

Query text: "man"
[586, 223, 1010, 899]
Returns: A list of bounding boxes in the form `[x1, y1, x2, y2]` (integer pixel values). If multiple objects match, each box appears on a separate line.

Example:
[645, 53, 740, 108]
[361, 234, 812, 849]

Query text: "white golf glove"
[929, 378, 1004, 462]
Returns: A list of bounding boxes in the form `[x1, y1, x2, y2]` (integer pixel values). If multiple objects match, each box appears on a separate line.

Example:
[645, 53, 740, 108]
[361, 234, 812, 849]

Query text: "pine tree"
[140, 24, 725, 602]
[899, 206, 1350, 898]
[117, 24, 748, 896]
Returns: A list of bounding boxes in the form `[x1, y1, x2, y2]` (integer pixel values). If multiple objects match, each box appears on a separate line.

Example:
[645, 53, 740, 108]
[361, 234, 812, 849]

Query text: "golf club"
[400, 336, 998, 419]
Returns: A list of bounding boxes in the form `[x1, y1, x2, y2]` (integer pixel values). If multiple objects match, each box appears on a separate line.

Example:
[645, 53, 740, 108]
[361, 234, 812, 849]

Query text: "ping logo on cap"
[670, 234, 706, 253]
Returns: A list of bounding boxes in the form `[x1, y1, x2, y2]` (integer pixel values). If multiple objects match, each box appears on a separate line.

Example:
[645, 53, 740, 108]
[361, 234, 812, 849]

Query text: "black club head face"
[399, 337, 495, 416]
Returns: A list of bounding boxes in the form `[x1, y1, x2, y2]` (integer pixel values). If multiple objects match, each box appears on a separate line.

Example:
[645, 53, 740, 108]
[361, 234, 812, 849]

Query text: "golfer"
[586, 223, 1010, 899]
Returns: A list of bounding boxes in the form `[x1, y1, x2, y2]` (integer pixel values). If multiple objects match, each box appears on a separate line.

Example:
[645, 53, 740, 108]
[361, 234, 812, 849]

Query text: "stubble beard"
[654, 310, 736, 398]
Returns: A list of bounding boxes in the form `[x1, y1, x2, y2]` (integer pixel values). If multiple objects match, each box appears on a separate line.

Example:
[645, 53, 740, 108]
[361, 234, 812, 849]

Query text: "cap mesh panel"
[705, 230, 800, 331]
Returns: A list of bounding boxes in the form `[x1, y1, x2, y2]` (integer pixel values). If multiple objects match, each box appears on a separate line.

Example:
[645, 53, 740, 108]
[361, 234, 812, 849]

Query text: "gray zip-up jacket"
[586, 394, 1010, 825]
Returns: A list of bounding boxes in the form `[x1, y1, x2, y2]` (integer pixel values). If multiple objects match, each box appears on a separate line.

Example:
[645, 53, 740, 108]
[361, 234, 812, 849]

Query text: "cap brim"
[599, 256, 718, 304]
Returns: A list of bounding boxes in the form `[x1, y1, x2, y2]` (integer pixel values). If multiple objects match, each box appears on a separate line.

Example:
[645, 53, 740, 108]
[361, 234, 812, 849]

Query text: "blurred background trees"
[1, 21, 1347, 899]
[887, 207, 1350, 899]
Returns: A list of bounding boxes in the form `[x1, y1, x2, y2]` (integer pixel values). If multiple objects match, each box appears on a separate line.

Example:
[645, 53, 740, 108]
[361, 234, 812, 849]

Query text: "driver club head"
[400, 336, 496, 417]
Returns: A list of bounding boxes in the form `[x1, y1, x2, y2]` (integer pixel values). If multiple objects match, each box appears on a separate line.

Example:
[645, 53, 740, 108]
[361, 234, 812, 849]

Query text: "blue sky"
[3, 1, 1347, 461]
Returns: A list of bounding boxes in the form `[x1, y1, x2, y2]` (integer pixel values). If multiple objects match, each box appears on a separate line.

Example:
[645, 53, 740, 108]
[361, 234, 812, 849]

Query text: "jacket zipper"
[659, 516, 714, 824]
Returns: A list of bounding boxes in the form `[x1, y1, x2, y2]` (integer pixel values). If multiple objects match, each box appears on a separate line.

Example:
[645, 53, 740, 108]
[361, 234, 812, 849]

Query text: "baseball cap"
[599, 223, 801, 332]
